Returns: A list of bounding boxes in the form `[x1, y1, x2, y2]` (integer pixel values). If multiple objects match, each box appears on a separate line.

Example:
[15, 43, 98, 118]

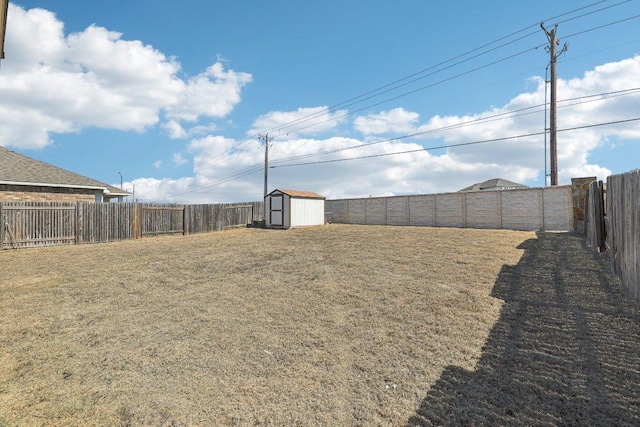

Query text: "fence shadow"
[407, 232, 640, 426]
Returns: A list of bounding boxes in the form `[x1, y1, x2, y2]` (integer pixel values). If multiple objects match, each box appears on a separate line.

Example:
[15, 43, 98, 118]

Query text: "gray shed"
[265, 189, 326, 229]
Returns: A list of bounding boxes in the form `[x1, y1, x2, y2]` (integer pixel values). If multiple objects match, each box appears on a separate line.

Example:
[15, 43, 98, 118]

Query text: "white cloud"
[165, 63, 252, 122]
[163, 120, 187, 139]
[172, 152, 188, 166]
[4, 5, 636, 204]
[134, 56, 640, 203]
[354, 107, 420, 135]
[248, 107, 348, 139]
[0, 4, 251, 149]
[162, 119, 218, 140]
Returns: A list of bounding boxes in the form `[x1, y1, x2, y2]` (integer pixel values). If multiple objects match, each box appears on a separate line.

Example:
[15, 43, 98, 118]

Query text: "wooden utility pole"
[541, 23, 567, 186]
[261, 134, 271, 197]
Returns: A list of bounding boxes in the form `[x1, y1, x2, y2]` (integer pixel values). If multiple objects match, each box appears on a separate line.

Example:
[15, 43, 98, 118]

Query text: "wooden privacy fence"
[584, 180, 606, 252]
[585, 169, 640, 303]
[1, 202, 76, 249]
[326, 186, 573, 231]
[1, 201, 264, 249]
[607, 170, 639, 302]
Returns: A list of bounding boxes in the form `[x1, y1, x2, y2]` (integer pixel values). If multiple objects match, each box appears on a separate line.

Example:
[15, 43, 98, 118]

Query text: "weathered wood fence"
[0, 201, 264, 249]
[326, 186, 574, 231]
[585, 169, 640, 303]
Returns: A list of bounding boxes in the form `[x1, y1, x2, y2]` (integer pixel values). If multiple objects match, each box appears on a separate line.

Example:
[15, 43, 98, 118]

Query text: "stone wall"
[326, 186, 574, 232]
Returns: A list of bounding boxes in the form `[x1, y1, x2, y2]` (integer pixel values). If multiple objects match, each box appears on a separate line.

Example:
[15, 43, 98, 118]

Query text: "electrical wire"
[163, 1, 638, 198]
[564, 13, 640, 40]
[270, 117, 640, 169]
[555, 0, 632, 26]
[268, 87, 640, 166]
[248, 0, 625, 138]
[166, 86, 640, 198]
[173, 9, 640, 182]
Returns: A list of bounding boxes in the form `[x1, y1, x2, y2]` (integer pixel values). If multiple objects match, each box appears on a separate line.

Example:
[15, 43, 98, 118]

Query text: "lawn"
[0, 224, 541, 425]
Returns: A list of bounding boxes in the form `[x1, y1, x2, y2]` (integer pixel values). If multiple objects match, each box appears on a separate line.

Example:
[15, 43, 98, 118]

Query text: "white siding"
[290, 198, 325, 227]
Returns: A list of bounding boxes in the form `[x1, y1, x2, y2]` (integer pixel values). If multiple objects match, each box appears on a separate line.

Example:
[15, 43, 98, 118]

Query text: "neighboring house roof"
[459, 178, 528, 192]
[267, 189, 325, 199]
[0, 146, 131, 198]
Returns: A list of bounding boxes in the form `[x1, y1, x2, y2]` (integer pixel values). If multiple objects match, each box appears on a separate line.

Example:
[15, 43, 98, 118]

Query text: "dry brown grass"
[1, 225, 534, 425]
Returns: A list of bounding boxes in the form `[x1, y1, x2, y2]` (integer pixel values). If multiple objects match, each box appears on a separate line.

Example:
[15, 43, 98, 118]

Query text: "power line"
[165, 165, 264, 198]
[555, 0, 632, 26]
[166, 85, 640, 199]
[248, 0, 624, 139]
[564, 12, 640, 40]
[282, 47, 541, 136]
[164, 2, 638, 198]
[270, 117, 640, 169]
[268, 87, 640, 166]
[169, 1, 635, 187]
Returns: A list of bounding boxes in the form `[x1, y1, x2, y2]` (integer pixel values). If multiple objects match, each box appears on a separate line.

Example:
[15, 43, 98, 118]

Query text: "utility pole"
[260, 134, 271, 197]
[541, 23, 567, 186]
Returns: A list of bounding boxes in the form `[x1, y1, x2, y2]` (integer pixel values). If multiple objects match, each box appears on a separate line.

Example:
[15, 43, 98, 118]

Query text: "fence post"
[433, 194, 437, 227]
[75, 201, 83, 244]
[133, 203, 142, 239]
[462, 193, 467, 228]
[182, 206, 187, 236]
[0, 203, 4, 250]
[497, 191, 503, 229]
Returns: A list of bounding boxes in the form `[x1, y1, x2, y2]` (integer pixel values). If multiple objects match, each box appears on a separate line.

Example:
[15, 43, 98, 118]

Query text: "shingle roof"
[0, 146, 130, 196]
[268, 189, 325, 199]
[459, 178, 528, 192]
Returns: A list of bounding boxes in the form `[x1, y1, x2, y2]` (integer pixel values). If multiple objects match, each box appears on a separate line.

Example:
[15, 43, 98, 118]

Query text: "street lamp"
[118, 172, 123, 189]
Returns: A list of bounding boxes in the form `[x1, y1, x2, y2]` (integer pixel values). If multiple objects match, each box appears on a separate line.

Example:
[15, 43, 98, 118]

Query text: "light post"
[118, 172, 123, 189]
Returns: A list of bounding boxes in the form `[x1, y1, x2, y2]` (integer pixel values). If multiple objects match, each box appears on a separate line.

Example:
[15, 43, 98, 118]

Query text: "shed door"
[270, 195, 284, 226]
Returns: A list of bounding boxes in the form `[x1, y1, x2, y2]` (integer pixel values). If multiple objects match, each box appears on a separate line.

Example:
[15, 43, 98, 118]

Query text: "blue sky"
[1, 0, 639, 202]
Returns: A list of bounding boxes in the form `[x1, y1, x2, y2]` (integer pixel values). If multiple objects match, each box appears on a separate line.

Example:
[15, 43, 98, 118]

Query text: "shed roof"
[267, 189, 325, 199]
[0, 146, 130, 197]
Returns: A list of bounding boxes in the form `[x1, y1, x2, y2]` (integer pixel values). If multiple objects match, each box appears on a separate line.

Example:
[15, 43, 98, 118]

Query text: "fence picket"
[0, 201, 265, 250]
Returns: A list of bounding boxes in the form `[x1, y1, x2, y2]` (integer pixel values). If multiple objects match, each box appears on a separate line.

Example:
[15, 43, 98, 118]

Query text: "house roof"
[0, 146, 131, 197]
[459, 178, 528, 192]
[267, 189, 325, 199]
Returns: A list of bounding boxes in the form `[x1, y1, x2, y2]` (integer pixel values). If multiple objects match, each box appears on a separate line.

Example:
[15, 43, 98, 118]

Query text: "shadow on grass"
[407, 232, 640, 426]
